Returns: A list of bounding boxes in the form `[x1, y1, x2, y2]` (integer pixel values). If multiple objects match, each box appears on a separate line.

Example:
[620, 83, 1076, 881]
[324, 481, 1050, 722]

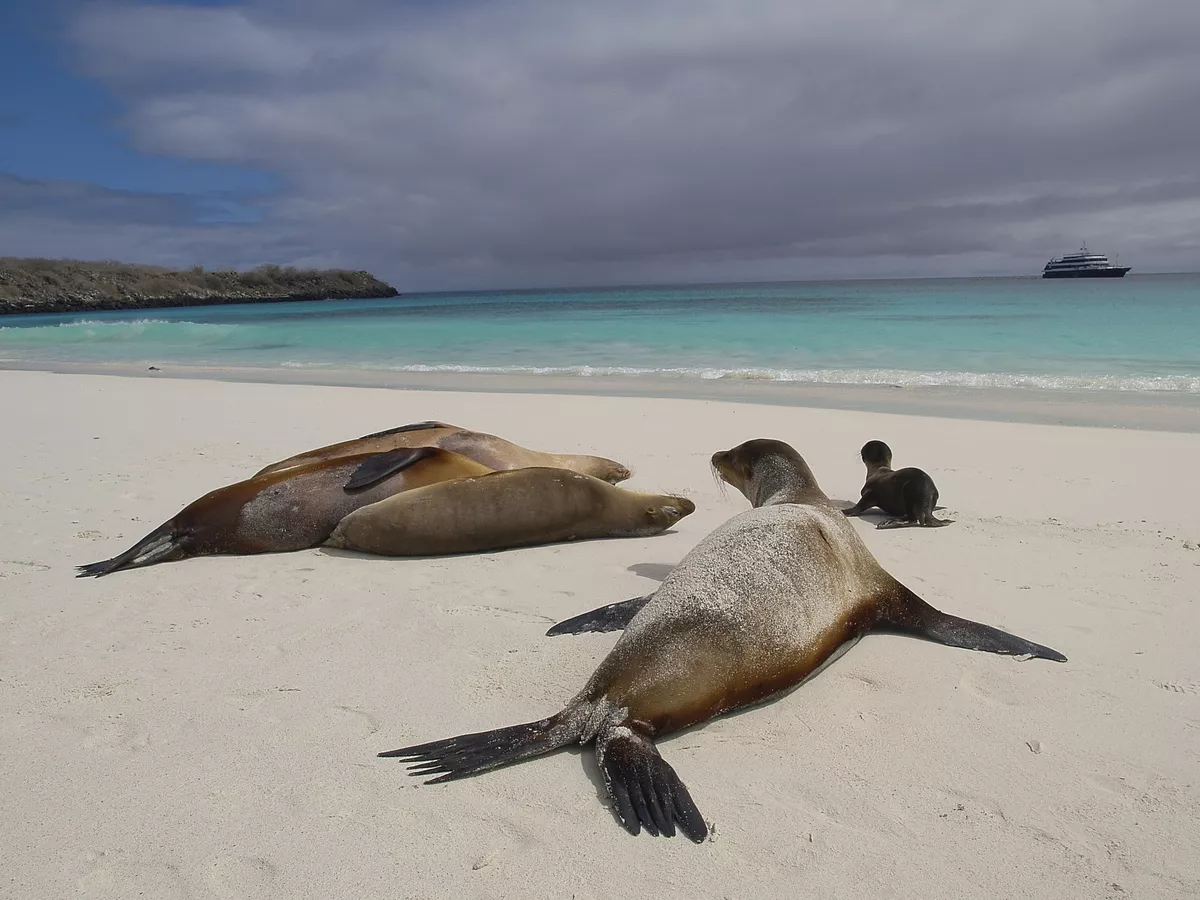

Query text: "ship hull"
[1042, 267, 1131, 279]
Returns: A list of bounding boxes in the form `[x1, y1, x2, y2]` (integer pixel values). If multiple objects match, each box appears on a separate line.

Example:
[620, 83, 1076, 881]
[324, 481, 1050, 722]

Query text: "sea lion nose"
[660, 498, 695, 522]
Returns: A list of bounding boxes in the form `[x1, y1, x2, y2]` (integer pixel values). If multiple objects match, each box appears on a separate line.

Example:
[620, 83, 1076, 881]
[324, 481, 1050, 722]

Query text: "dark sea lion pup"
[326, 467, 694, 556]
[76, 448, 492, 577]
[843, 439, 952, 528]
[255, 421, 632, 485]
[380, 439, 1064, 842]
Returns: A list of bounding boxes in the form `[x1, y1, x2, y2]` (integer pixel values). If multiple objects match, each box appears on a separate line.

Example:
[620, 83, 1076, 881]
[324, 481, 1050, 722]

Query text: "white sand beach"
[3, 369, 1199, 899]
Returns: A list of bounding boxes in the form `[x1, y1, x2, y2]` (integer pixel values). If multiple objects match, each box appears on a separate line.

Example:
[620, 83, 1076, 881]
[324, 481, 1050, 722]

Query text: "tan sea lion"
[381, 439, 1064, 842]
[326, 466, 695, 556]
[76, 448, 491, 577]
[255, 421, 632, 484]
[843, 439, 952, 528]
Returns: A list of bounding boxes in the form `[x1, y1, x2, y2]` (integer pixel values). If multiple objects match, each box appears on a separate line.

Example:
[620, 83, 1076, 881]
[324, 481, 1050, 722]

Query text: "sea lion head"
[859, 440, 893, 470]
[628, 493, 696, 534]
[711, 439, 825, 507]
[581, 456, 634, 485]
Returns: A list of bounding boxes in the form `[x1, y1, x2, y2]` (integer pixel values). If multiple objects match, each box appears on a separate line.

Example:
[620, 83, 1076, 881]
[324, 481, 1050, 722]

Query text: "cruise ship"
[1042, 245, 1131, 278]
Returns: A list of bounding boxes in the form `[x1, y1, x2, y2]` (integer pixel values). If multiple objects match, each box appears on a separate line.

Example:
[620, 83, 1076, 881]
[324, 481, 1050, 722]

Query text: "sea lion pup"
[325, 467, 694, 556]
[254, 420, 632, 484]
[381, 440, 1064, 843]
[76, 448, 492, 577]
[843, 439, 951, 528]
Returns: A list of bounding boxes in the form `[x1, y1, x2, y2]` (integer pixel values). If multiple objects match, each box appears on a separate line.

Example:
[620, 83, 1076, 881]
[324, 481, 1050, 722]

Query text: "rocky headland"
[0, 258, 399, 315]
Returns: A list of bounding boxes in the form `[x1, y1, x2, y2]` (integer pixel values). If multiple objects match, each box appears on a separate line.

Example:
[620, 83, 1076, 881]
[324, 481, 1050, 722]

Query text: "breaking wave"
[279, 361, 1200, 393]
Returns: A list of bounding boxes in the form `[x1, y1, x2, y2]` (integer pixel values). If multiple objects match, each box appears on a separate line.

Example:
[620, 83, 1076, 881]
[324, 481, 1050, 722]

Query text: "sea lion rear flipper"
[919, 516, 954, 527]
[596, 723, 707, 842]
[344, 446, 440, 490]
[378, 711, 578, 782]
[76, 523, 182, 577]
[884, 585, 1067, 662]
[545, 595, 653, 636]
[904, 479, 953, 527]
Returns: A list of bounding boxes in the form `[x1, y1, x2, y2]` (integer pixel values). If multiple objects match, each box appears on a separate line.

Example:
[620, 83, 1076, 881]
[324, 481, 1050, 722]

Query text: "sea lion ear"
[345, 447, 439, 490]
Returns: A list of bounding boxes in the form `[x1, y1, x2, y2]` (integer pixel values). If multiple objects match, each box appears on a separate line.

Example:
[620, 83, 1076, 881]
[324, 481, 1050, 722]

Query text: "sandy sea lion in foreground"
[255, 421, 632, 484]
[381, 439, 1064, 842]
[843, 439, 952, 528]
[326, 465, 694, 556]
[77, 448, 491, 577]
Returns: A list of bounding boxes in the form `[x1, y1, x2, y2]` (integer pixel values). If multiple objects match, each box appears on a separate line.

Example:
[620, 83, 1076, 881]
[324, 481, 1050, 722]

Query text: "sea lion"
[843, 439, 952, 528]
[255, 421, 632, 484]
[76, 448, 492, 577]
[326, 466, 695, 556]
[380, 439, 1064, 842]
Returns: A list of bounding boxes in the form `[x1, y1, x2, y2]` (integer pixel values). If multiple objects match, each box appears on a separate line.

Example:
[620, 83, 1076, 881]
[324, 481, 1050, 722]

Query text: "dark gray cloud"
[1, 172, 231, 225]
[14, 0, 1200, 287]
[0, 173, 309, 268]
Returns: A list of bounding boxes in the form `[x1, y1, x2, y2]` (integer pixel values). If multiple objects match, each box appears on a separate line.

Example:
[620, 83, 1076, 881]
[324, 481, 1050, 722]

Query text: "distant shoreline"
[4, 358, 1198, 432]
[0, 257, 399, 316]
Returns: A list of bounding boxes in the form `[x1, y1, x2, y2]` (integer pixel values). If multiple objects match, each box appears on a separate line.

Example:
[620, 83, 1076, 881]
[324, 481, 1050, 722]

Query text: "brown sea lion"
[76, 448, 492, 577]
[255, 421, 632, 484]
[843, 439, 952, 528]
[381, 439, 1064, 842]
[325, 466, 694, 556]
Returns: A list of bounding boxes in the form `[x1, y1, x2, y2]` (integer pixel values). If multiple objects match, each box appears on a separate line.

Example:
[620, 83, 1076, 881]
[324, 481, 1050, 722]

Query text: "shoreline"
[4, 357, 1200, 431]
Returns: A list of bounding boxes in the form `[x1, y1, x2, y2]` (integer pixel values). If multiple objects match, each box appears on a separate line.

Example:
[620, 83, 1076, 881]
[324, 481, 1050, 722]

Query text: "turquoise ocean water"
[2, 275, 1198, 393]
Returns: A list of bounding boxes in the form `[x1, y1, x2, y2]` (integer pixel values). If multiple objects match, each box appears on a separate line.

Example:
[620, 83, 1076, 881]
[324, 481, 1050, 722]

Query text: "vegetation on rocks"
[0, 258, 399, 315]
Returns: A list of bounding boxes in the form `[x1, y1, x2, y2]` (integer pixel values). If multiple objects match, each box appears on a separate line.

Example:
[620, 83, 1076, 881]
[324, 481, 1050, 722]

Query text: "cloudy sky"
[2, 0, 1199, 290]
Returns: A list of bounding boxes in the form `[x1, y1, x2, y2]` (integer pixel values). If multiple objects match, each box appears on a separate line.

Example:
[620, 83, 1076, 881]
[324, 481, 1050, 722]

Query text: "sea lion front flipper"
[883, 585, 1067, 662]
[358, 421, 453, 440]
[596, 723, 707, 842]
[344, 446, 440, 490]
[545, 595, 653, 636]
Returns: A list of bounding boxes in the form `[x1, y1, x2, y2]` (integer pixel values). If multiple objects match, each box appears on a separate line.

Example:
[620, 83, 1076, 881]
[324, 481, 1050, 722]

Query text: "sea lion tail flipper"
[596, 723, 707, 842]
[344, 446, 440, 490]
[903, 479, 952, 527]
[75, 523, 182, 577]
[379, 711, 579, 783]
[545, 595, 653, 636]
[886, 586, 1067, 662]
